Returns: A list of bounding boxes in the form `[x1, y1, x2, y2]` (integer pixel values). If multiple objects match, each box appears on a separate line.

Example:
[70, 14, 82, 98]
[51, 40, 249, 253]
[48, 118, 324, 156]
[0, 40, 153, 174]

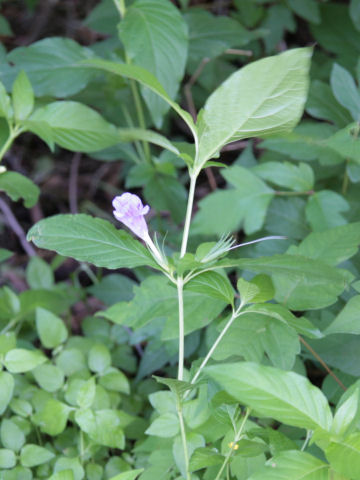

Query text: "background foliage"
[1, 0, 360, 479]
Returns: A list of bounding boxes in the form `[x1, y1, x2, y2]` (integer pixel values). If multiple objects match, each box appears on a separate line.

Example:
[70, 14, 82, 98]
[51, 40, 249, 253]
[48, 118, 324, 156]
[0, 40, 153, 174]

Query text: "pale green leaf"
[248, 450, 329, 480]
[0, 171, 40, 207]
[36, 307, 68, 348]
[325, 295, 360, 335]
[27, 214, 156, 270]
[119, 0, 188, 127]
[1, 37, 95, 97]
[145, 413, 179, 438]
[253, 161, 314, 192]
[237, 278, 260, 305]
[331, 63, 360, 120]
[186, 271, 234, 306]
[306, 191, 349, 231]
[196, 47, 312, 169]
[26, 101, 120, 153]
[4, 348, 46, 373]
[326, 433, 360, 480]
[0, 371, 14, 414]
[206, 362, 333, 431]
[12, 70, 34, 120]
[20, 444, 55, 467]
[109, 469, 144, 480]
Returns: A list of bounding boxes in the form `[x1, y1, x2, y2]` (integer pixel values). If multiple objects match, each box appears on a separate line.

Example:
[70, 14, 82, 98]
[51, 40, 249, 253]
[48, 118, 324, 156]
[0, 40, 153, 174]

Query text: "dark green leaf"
[0, 171, 39, 207]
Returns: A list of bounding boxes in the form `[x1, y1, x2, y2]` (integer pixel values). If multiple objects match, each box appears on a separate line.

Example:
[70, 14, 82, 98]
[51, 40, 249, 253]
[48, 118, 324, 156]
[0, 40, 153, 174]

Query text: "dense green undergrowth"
[1, 0, 360, 479]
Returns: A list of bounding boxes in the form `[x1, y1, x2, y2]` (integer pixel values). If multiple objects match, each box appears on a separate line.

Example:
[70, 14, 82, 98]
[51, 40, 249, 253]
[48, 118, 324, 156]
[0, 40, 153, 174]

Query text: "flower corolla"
[112, 192, 150, 241]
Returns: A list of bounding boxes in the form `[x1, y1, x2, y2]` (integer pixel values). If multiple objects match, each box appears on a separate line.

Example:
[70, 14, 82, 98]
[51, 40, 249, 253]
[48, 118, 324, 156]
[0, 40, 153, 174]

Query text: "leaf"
[289, 223, 360, 266]
[1, 419, 25, 451]
[0, 82, 11, 119]
[218, 254, 350, 310]
[77, 377, 96, 409]
[4, 348, 46, 373]
[325, 296, 360, 335]
[118, 128, 179, 155]
[253, 161, 314, 192]
[306, 80, 352, 127]
[54, 457, 84, 480]
[26, 101, 120, 153]
[326, 433, 360, 480]
[20, 444, 55, 467]
[189, 447, 224, 471]
[36, 307, 68, 348]
[145, 413, 179, 438]
[186, 271, 234, 306]
[101, 275, 225, 339]
[351, 0, 360, 31]
[331, 389, 359, 437]
[83, 58, 196, 140]
[119, 0, 188, 127]
[109, 469, 144, 480]
[288, 0, 321, 24]
[248, 450, 329, 480]
[0, 171, 40, 207]
[1, 37, 95, 97]
[33, 364, 65, 393]
[0, 248, 13, 263]
[0, 449, 16, 469]
[206, 362, 333, 431]
[326, 122, 360, 163]
[185, 9, 254, 64]
[195, 47, 312, 169]
[49, 470, 75, 480]
[306, 191, 349, 232]
[330, 63, 360, 120]
[33, 399, 70, 436]
[153, 376, 195, 397]
[237, 278, 260, 305]
[12, 70, 34, 120]
[26, 256, 54, 289]
[88, 344, 111, 373]
[0, 372, 14, 415]
[192, 166, 274, 236]
[213, 309, 300, 369]
[173, 433, 205, 478]
[74, 409, 125, 448]
[27, 214, 156, 270]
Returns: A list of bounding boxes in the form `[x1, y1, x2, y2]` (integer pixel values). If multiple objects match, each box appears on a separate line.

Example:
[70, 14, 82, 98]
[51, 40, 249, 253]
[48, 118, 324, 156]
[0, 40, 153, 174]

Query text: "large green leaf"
[192, 165, 274, 236]
[248, 450, 329, 480]
[83, 58, 196, 141]
[305, 191, 349, 231]
[330, 63, 360, 120]
[185, 9, 254, 64]
[217, 254, 351, 310]
[26, 101, 120, 153]
[27, 214, 156, 269]
[325, 295, 360, 335]
[0, 37, 95, 97]
[119, 0, 188, 127]
[0, 171, 40, 207]
[212, 310, 300, 369]
[326, 433, 360, 480]
[206, 362, 333, 431]
[253, 161, 314, 192]
[100, 275, 225, 339]
[195, 47, 312, 169]
[288, 223, 360, 266]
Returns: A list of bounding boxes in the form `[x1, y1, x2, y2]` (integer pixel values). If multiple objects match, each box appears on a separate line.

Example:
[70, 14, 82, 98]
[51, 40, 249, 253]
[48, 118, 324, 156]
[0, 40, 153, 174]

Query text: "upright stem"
[0, 128, 20, 163]
[129, 79, 152, 164]
[180, 174, 197, 258]
[177, 276, 185, 381]
[176, 396, 191, 480]
[214, 408, 251, 480]
[190, 309, 241, 385]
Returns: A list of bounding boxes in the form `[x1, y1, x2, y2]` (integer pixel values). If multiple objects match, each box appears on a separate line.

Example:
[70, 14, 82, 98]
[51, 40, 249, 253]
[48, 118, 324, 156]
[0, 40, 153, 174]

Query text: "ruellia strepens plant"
[24, 42, 360, 478]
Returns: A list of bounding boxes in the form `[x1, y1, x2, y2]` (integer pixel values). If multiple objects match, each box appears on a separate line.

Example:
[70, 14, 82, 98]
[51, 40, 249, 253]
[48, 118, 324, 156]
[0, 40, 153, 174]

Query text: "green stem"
[176, 396, 191, 480]
[190, 308, 243, 386]
[180, 174, 197, 258]
[214, 408, 251, 480]
[177, 276, 185, 381]
[0, 127, 20, 163]
[129, 79, 152, 164]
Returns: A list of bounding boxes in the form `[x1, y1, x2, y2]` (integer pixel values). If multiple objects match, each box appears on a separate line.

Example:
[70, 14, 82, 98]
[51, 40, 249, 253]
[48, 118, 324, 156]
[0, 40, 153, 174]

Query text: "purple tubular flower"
[112, 193, 150, 241]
